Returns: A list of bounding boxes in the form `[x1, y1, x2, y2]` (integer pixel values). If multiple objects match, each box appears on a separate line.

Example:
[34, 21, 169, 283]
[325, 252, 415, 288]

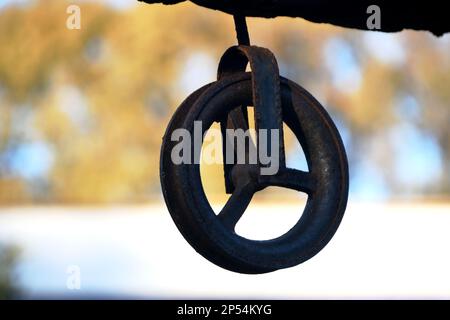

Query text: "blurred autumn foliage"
[0, 0, 448, 204]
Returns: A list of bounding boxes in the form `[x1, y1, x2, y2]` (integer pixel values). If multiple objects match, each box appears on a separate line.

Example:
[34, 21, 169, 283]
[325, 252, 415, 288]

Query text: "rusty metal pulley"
[160, 17, 349, 273]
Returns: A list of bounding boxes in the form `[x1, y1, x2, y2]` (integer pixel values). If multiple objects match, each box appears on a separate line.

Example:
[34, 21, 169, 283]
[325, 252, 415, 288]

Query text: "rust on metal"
[154, 7, 350, 273]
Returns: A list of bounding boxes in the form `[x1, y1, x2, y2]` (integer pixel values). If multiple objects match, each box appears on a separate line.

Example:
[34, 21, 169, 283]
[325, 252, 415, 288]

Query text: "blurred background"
[0, 0, 449, 299]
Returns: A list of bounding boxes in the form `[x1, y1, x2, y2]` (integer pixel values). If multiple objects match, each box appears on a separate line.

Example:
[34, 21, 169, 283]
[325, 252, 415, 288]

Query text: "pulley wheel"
[160, 72, 349, 273]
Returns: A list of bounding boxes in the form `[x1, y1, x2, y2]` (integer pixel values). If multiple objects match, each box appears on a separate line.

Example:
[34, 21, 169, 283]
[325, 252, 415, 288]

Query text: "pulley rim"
[160, 72, 348, 273]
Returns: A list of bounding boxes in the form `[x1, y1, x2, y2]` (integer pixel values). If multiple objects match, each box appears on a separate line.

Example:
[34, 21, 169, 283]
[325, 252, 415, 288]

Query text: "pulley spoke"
[228, 106, 250, 132]
[229, 106, 257, 160]
[218, 181, 255, 230]
[221, 106, 257, 194]
[259, 168, 315, 194]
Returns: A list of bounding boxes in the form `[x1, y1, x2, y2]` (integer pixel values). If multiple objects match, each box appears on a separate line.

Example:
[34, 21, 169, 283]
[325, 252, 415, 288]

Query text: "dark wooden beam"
[139, 0, 449, 36]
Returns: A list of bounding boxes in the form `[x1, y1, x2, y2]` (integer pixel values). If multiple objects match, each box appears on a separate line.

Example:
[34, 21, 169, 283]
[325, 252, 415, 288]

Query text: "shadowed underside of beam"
[139, 0, 449, 36]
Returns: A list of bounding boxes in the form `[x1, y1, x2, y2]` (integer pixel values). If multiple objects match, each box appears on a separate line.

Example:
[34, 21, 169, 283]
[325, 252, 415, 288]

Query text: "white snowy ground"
[0, 202, 449, 299]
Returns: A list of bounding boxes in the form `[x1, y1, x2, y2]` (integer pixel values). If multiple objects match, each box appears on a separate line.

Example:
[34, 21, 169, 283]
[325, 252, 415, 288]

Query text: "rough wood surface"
[139, 0, 449, 36]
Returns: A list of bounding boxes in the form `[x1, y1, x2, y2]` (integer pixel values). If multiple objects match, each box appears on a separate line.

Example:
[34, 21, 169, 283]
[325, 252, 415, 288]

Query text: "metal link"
[218, 45, 286, 193]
